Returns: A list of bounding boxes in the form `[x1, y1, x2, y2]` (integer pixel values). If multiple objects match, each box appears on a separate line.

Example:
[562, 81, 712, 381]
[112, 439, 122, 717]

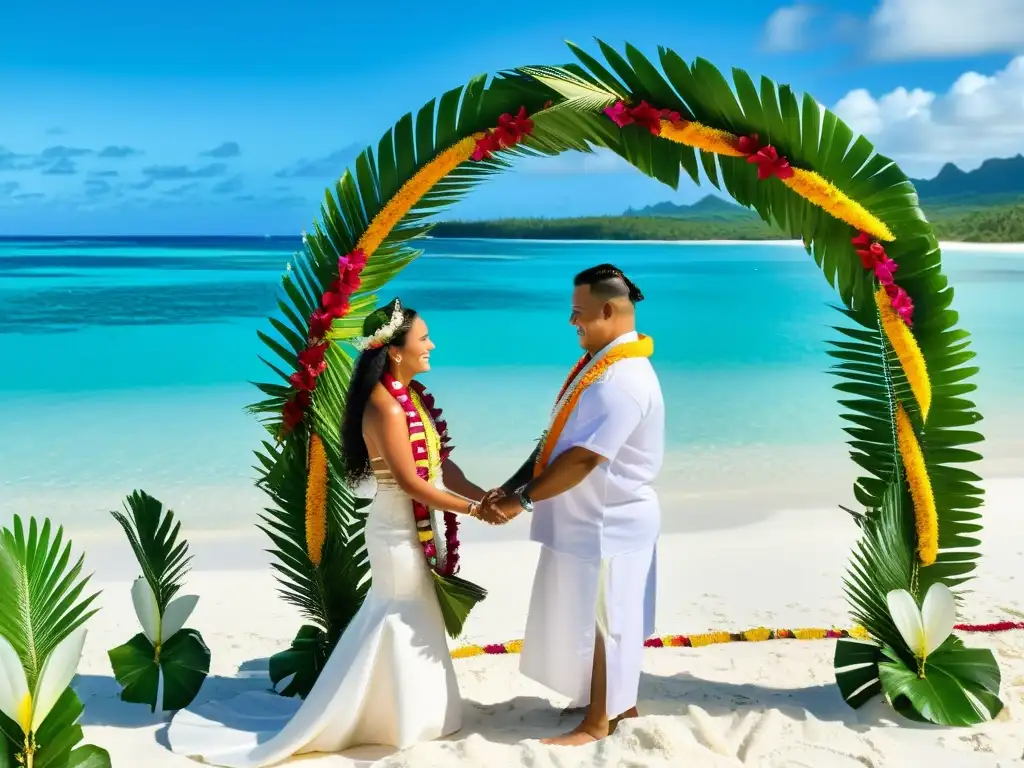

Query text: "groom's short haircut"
[574, 263, 645, 304]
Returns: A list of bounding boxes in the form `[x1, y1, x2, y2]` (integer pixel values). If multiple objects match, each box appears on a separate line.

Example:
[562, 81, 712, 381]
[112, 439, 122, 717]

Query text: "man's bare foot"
[541, 721, 609, 746]
[609, 706, 639, 734]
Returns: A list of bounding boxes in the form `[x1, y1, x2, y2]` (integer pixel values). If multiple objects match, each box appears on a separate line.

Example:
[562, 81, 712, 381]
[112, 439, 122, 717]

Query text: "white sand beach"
[71, 477, 1024, 768]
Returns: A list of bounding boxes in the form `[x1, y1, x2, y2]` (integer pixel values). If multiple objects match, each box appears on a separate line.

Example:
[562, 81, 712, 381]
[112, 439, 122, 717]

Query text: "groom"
[482, 263, 664, 746]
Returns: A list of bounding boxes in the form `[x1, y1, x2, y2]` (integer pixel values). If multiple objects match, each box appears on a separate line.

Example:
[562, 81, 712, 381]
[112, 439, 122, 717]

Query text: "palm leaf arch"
[250, 39, 994, 719]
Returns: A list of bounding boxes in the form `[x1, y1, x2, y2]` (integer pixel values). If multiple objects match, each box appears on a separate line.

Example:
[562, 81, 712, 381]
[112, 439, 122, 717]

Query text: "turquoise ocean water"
[1, 237, 1022, 532]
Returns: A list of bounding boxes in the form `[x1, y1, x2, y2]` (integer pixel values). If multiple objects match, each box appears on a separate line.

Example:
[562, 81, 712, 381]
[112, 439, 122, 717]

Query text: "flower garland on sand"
[603, 100, 894, 242]
[381, 372, 460, 576]
[535, 335, 654, 474]
[449, 621, 1024, 659]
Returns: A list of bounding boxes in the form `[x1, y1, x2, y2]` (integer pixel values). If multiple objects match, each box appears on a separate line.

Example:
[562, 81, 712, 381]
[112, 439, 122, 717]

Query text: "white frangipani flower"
[131, 578, 198, 648]
[0, 629, 87, 735]
[887, 582, 956, 661]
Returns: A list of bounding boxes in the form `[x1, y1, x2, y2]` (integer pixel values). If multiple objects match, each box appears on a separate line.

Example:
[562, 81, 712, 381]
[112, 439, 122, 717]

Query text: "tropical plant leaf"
[268, 624, 330, 699]
[110, 490, 192, 613]
[834, 637, 884, 709]
[432, 572, 488, 639]
[108, 629, 211, 712]
[0, 518, 99, 692]
[878, 636, 1003, 726]
[65, 745, 112, 768]
[843, 473, 917, 658]
[0, 688, 110, 768]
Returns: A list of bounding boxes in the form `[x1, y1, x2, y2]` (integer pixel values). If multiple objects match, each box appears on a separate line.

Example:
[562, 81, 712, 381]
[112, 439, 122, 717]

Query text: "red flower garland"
[604, 100, 680, 135]
[280, 247, 369, 436]
[410, 379, 460, 575]
[736, 133, 794, 180]
[472, 107, 535, 161]
[381, 373, 461, 577]
[852, 231, 915, 325]
[603, 101, 794, 182]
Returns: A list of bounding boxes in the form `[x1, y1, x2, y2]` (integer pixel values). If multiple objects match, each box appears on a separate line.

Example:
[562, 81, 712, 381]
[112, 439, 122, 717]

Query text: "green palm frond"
[110, 490, 192, 613]
[843, 472, 915, 658]
[0, 517, 99, 689]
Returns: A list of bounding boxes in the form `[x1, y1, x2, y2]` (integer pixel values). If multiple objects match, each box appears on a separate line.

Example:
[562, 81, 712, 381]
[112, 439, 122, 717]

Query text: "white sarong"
[520, 543, 656, 718]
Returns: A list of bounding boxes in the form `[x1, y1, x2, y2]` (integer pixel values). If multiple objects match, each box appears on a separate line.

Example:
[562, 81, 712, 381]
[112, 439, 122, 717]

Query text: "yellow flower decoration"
[305, 432, 328, 566]
[356, 134, 484, 258]
[896, 403, 939, 566]
[876, 288, 932, 421]
[659, 120, 745, 157]
[782, 169, 894, 242]
[655, 118, 894, 243]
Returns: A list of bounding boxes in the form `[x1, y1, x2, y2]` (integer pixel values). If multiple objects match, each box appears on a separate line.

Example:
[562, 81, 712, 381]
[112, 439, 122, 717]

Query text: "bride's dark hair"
[340, 298, 419, 485]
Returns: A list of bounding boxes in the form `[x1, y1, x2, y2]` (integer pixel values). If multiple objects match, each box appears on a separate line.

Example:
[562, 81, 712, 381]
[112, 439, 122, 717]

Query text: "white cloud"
[869, 0, 1024, 58]
[762, 5, 817, 52]
[833, 56, 1024, 174]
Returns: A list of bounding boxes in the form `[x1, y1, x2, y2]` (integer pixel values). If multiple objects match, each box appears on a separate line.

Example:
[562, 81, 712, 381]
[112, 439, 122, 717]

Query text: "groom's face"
[570, 285, 613, 353]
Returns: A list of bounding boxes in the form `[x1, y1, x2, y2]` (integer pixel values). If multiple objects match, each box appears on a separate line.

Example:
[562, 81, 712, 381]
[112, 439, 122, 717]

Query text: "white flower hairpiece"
[353, 300, 404, 352]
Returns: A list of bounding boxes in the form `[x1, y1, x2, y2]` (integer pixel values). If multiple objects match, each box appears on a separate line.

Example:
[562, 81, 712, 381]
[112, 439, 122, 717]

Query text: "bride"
[168, 298, 491, 766]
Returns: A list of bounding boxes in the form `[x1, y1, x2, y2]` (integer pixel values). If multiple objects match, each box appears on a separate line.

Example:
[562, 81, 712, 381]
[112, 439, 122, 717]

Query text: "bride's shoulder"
[366, 384, 404, 419]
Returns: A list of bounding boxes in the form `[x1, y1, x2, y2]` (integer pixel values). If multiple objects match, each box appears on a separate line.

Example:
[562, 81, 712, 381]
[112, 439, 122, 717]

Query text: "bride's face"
[396, 316, 434, 375]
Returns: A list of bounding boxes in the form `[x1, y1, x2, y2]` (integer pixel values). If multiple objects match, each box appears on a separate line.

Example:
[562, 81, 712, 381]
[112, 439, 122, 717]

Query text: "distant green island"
[434, 154, 1024, 243]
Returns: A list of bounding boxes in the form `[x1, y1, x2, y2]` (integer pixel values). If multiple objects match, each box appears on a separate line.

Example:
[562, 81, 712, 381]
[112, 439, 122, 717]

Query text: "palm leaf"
[110, 490, 192, 613]
[0, 518, 99, 690]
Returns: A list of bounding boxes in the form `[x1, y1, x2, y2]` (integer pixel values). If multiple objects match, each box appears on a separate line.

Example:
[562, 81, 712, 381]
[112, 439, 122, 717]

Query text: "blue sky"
[2, 0, 1021, 234]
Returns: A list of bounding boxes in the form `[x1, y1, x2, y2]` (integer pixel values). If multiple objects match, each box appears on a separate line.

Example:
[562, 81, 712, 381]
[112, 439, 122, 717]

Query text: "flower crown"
[353, 300, 404, 352]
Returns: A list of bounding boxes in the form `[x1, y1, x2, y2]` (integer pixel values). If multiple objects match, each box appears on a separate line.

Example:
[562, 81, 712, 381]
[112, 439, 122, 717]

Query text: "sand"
[65, 477, 1024, 767]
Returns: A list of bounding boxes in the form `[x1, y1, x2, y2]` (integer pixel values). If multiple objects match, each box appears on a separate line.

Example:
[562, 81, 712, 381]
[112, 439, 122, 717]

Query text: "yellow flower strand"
[896, 403, 939, 566]
[356, 134, 484, 257]
[305, 432, 328, 566]
[782, 169, 894, 242]
[656, 118, 894, 243]
[659, 120, 746, 157]
[688, 631, 732, 647]
[875, 288, 932, 421]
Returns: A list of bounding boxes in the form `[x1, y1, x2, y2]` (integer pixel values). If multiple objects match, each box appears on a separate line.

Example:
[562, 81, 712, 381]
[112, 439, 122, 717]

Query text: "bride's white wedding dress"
[167, 464, 462, 767]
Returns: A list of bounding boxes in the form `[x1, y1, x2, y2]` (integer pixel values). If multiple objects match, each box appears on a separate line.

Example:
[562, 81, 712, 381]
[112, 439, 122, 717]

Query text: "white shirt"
[530, 331, 665, 559]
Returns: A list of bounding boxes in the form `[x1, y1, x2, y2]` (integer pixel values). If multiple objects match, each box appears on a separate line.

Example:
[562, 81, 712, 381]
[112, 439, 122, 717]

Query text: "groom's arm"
[519, 382, 644, 504]
[499, 446, 540, 494]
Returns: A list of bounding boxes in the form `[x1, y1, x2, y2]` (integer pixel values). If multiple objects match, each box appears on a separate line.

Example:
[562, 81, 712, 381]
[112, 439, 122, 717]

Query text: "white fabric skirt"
[519, 544, 656, 718]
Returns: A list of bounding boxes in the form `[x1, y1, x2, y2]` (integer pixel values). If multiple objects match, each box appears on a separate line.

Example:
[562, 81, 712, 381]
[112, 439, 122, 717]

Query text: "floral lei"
[381, 372, 460, 576]
[534, 335, 654, 475]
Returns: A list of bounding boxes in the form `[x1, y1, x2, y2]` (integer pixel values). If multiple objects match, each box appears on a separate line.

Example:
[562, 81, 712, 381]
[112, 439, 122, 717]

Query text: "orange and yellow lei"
[534, 335, 654, 475]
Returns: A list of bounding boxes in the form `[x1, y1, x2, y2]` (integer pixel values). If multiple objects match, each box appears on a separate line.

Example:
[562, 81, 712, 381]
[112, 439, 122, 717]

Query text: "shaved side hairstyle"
[573, 263, 645, 304]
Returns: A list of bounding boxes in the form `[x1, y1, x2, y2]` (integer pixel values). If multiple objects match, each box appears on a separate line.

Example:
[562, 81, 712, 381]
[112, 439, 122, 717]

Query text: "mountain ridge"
[626, 154, 1024, 218]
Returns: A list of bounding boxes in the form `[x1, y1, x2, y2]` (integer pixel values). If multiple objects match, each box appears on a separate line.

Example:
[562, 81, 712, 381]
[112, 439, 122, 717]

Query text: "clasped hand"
[474, 488, 523, 525]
